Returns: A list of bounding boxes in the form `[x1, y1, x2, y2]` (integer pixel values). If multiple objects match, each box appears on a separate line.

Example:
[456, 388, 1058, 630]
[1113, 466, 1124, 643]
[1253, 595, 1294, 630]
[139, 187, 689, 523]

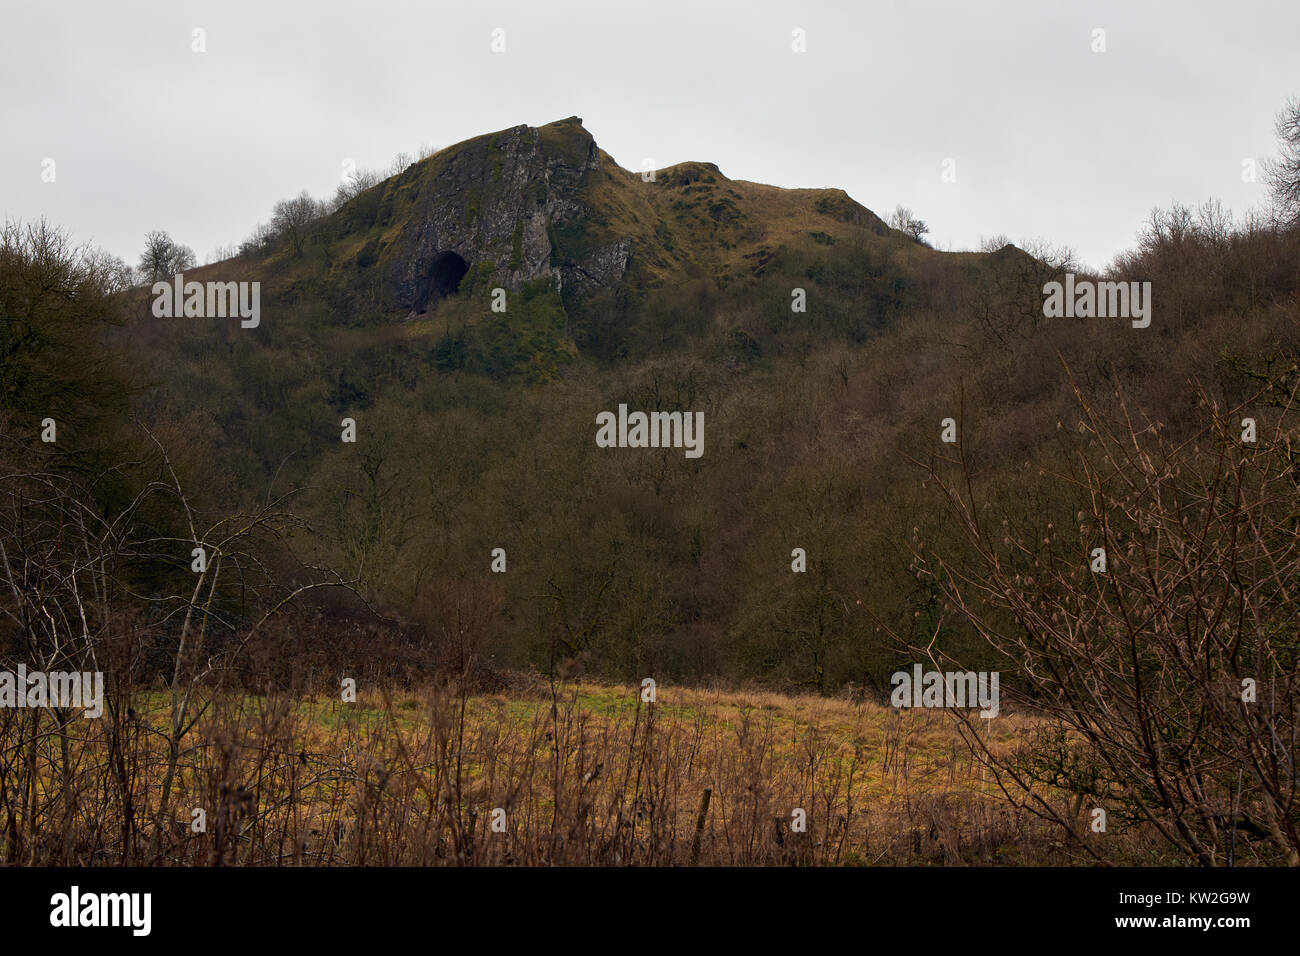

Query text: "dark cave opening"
[421, 251, 469, 309]
[431, 252, 469, 298]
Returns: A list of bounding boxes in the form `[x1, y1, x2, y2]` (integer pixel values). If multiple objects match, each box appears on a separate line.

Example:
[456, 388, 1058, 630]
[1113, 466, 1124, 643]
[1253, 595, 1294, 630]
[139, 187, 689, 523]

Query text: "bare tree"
[238, 221, 276, 258]
[965, 236, 1077, 350]
[978, 233, 1012, 253]
[270, 190, 324, 256]
[0, 219, 130, 427]
[0, 424, 351, 863]
[1264, 95, 1300, 227]
[137, 230, 195, 283]
[206, 242, 238, 264]
[905, 368, 1300, 865]
[889, 205, 930, 243]
[331, 167, 384, 211]
[388, 151, 414, 178]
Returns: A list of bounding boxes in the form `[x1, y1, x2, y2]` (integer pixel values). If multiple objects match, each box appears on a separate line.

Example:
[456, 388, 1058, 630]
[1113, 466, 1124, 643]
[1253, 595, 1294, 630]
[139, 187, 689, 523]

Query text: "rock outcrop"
[382, 116, 630, 311]
[308, 115, 896, 321]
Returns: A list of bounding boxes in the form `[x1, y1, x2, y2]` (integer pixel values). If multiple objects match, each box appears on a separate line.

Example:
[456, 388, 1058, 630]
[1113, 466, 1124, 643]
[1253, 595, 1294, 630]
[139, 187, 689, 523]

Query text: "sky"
[1, 0, 1295, 271]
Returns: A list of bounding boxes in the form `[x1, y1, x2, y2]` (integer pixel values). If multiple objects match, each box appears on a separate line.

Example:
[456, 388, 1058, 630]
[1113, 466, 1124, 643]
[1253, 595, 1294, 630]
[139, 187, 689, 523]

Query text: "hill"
[6, 115, 1300, 868]
[26, 116, 1300, 696]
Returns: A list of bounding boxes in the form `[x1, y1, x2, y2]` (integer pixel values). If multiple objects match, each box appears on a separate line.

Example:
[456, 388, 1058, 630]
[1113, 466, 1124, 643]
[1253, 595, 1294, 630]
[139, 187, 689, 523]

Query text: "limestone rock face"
[384, 117, 626, 311]
[348, 115, 892, 320]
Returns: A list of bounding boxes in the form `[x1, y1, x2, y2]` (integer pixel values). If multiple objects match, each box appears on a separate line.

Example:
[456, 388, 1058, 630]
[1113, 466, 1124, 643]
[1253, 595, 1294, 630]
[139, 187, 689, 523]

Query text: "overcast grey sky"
[1, 0, 1295, 271]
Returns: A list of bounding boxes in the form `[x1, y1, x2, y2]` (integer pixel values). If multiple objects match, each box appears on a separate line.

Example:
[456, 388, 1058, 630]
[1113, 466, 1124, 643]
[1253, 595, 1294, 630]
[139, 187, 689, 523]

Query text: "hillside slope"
[98, 118, 1300, 694]
[172, 116, 924, 329]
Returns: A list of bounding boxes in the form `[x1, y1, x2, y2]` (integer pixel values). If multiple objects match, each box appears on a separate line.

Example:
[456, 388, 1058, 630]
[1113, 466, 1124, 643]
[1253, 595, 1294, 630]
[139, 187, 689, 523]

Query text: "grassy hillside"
[90, 119, 1300, 700]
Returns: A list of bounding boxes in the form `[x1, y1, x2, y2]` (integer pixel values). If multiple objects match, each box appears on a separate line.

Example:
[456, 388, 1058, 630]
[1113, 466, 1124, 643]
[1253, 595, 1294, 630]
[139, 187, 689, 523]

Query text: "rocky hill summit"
[164, 116, 1037, 378]
[380, 117, 625, 310]
[317, 116, 896, 317]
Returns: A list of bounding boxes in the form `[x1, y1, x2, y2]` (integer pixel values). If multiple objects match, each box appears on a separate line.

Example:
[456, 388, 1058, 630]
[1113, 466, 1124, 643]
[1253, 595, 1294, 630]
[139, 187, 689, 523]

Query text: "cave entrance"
[425, 252, 469, 306]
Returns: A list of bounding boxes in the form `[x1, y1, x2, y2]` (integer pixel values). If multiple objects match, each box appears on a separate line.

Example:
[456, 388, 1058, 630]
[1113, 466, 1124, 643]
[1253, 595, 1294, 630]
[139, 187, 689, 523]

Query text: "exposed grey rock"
[559, 239, 631, 298]
[383, 117, 623, 312]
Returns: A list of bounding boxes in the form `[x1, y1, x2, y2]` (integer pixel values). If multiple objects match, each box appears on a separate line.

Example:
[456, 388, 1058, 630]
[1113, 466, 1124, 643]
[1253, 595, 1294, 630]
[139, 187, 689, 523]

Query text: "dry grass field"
[3, 676, 1128, 867]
